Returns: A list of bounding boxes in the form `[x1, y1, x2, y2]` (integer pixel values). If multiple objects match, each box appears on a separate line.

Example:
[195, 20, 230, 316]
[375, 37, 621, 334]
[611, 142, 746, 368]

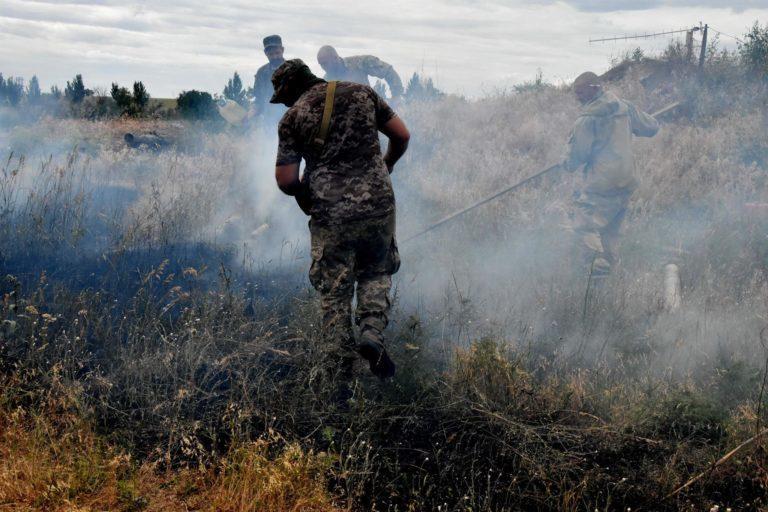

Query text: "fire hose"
[401, 101, 682, 244]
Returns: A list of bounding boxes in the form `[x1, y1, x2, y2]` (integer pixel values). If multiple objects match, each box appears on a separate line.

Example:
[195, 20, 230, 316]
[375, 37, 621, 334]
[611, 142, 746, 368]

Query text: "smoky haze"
[109, 70, 765, 376]
[5, 7, 768, 510]
[1, 14, 767, 382]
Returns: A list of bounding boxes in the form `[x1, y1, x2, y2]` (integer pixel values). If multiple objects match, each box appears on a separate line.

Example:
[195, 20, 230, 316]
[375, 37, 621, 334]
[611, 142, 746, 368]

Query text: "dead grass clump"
[206, 439, 343, 512]
[0, 375, 135, 511]
[0, 376, 345, 511]
[452, 339, 532, 401]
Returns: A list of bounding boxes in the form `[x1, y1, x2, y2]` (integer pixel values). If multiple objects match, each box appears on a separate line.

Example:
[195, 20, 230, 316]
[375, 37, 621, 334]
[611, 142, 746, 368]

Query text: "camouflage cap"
[263, 34, 282, 50]
[270, 59, 323, 104]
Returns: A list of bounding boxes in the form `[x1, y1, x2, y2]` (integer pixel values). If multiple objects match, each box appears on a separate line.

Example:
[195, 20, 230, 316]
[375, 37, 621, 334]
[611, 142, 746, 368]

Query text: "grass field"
[1, 54, 768, 510]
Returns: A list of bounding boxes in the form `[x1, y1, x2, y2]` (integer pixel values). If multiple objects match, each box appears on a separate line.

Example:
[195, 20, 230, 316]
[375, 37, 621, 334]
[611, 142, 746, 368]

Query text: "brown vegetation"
[0, 379, 343, 512]
[1, 46, 768, 510]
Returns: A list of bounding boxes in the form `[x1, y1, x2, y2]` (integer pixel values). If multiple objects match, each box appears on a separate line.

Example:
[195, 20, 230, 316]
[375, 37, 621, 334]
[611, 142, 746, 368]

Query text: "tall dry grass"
[1, 53, 768, 510]
[0, 387, 344, 512]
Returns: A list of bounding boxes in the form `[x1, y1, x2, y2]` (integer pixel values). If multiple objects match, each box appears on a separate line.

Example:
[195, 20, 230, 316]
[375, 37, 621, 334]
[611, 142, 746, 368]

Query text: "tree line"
[2, 21, 765, 120]
[1, 67, 445, 118]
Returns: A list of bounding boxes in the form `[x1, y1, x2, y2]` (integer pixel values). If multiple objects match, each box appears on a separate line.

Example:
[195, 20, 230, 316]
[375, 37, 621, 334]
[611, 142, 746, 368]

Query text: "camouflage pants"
[308, 212, 400, 355]
[573, 188, 632, 276]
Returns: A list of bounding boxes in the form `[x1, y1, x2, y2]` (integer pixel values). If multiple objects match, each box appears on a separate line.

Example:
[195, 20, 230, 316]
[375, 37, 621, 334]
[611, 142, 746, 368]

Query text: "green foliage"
[111, 83, 133, 114]
[513, 68, 551, 93]
[639, 391, 727, 444]
[740, 21, 768, 78]
[404, 72, 444, 102]
[26, 76, 41, 104]
[116, 479, 149, 511]
[65, 74, 88, 104]
[110, 81, 150, 116]
[50, 85, 62, 99]
[132, 81, 149, 110]
[0, 74, 25, 106]
[176, 90, 219, 120]
[223, 71, 247, 107]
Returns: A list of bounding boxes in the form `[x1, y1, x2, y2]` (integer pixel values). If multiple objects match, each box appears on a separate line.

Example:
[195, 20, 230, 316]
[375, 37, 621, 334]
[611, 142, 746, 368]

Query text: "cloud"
[558, 0, 767, 12]
[0, 0, 764, 98]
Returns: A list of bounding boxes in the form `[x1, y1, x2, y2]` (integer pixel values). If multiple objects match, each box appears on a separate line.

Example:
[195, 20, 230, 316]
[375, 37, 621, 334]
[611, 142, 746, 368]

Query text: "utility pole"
[698, 23, 709, 69]
[685, 29, 695, 62]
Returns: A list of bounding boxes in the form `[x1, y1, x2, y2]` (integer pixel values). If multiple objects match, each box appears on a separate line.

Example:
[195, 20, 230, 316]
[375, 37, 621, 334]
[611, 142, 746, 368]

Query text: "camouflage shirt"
[276, 81, 397, 224]
[324, 56, 404, 97]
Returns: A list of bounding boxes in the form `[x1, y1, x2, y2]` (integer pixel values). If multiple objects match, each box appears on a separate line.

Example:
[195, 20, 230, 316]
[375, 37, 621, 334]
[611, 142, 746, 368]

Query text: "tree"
[132, 81, 149, 110]
[65, 74, 87, 103]
[176, 90, 219, 120]
[740, 21, 768, 78]
[111, 83, 133, 114]
[26, 76, 42, 104]
[223, 72, 247, 106]
[50, 85, 62, 99]
[110, 81, 149, 116]
[404, 72, 444, 102]
[0, 76, 25, 106]
[405, 73, 424, 99]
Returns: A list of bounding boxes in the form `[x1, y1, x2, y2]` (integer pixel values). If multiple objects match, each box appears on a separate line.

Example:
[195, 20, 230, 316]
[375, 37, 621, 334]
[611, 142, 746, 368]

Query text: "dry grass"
[1, 53, 768, 510]
[0, 372, 132, 511]
[206, 440, 343, 512]
[0, 383, 343, 512]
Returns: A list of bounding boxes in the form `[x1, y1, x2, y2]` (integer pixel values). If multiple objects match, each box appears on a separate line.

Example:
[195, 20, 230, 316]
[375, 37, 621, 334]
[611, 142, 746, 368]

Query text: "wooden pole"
[685, 30, 694, 63]
[698, 24, 708, 69]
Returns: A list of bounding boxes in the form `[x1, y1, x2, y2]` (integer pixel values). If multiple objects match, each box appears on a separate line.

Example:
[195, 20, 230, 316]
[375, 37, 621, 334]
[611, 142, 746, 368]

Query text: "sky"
[1, 0, 766, 98]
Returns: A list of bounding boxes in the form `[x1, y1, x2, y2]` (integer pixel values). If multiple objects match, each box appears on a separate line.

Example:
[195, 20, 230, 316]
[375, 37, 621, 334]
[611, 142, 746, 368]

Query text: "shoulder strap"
[313, 81, 337, 148]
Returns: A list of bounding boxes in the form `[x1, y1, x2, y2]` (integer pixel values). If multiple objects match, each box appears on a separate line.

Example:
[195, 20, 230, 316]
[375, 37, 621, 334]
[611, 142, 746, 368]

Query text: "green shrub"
[111, 83, 133, 114]
[65, 74, 89, 104]
[740, 21, 768, 78]
[176, 90, 219, 121]
[223, 71, 248, 107]
[638, 391, 727, 444]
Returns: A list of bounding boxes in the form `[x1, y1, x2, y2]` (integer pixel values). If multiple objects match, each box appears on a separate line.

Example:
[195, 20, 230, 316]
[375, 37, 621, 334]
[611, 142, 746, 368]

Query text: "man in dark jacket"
[251, 34, 287, 125]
